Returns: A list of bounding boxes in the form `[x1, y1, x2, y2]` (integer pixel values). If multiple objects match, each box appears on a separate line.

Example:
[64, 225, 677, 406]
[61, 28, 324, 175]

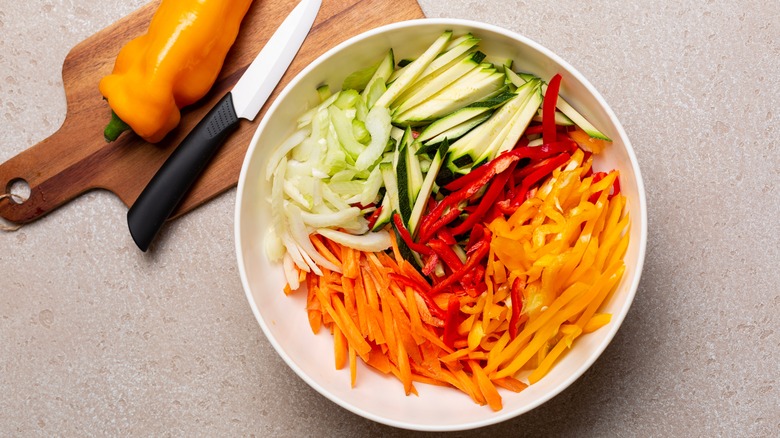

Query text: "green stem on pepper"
[104, 110, 130, 142]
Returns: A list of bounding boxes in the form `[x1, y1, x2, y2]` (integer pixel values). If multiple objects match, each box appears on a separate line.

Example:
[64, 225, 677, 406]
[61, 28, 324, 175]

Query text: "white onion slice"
[281, 232, 310, 273]
[316, 228, 392, 252]
[266, 128, 310, 181]
[287, 205, 342, 273]
[300, 207, 361, 228]
[283, 252, 300, 290]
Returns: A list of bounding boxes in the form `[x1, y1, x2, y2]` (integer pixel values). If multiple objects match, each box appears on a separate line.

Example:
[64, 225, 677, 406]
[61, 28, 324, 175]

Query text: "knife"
[127, 0, 321, 252]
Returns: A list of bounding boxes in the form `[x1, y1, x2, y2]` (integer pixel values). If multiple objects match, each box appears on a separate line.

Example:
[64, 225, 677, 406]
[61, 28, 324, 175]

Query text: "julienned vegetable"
[264, 31, 629, 410]
[295, 151, 627, 410]
[99, 0, 254, 143]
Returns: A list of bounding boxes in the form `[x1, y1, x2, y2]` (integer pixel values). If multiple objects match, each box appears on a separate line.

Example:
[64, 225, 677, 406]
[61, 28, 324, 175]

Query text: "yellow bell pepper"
[477, 152, 629, 383]
[99, 0, 254, 143]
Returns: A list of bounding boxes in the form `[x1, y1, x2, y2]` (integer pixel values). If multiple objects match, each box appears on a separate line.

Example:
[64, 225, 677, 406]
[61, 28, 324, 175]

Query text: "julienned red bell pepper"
[442, 295, 463, 348]
[524, 123, 571, 137]
[500, 159, 554, 214]
[461, 264, 486, 296]
[611, 175, 621, 199]
[501, 152, 572, 212]
[442, 152, 508, 193]
[587, 171, 621, 203]
[508, 277, 525, 339]
[422, 253, 439, 276]
[588, 172, 607, 203]
[393, 213, 433, 256]
[543, 74, 563, 144]
[528, 140, 578, 159]
[420, 152, 526, 242]
[448, 160, 519, 237]
[468, 224, 485, 248]
[420, 145, 577, 241]
[524, 124, 545, 135]
[350, 201, 376, 210]
[512, 153, 561, 181]
[441, 140, 574, 195]
[366, 205, 383, 230]
[418, 206, 462, 244]
[442, 163, 489, 192]
[442, 148, 522, 192]
[516, 136, 530, 148]
[428, 233, 491, 296]
[428, 238, 464, 271]
[437, 227, 457, 245]
[460, 225, 488, 292]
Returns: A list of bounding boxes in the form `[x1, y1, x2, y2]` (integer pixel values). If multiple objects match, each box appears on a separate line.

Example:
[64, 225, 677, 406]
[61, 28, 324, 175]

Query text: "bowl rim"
[235, 17, 648, 432]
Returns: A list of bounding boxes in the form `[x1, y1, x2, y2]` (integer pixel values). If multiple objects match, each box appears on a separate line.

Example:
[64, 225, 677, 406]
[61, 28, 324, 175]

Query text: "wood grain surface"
[0, 0, 424, 224]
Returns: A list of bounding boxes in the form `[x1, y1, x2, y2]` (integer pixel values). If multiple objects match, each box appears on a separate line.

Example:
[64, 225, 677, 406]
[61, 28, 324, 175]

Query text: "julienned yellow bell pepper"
[99, 0, 254, 143]
[477, 150, 630, 383]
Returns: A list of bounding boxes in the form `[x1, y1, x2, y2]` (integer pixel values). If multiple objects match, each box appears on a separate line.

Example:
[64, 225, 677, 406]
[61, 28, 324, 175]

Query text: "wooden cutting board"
[0, 0, 424, 225]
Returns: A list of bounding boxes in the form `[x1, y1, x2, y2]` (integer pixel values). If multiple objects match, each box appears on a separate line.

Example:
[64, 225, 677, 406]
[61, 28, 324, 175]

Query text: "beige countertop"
[1, 0, 778, 435]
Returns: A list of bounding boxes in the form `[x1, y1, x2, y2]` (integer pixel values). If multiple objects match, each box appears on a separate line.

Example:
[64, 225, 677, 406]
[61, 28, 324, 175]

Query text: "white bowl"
[235, 19, 647, 431]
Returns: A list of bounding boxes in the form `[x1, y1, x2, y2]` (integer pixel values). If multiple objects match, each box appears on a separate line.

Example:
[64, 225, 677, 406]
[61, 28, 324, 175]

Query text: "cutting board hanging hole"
[6, 178, 31, 204]
[0, 190, 25, 231]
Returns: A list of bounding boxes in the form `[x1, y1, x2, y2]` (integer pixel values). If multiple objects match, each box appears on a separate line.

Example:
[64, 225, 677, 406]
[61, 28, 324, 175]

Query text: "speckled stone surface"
[1, 0, 778, 436]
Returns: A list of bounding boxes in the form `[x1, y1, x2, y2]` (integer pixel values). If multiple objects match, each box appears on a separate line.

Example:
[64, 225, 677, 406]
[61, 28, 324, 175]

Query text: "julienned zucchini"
[388, 34, 477, 89]
[371, 192, 393, 231]
[392, 64, 506, 126]
[391, 219, 421, 270]
[422, 111, 492, 148]
[391, 50, 487, 117]
[506, 68, 611, 141]
[533, 109, 574, 126]
[479, 87, 543, 161]
[361, 49, 395, 109]
[387, 137, 450, 269]
[374, 31, 453, 109]
[445, 78, 542, 172]
[380, 162, 400, 216]
[419, 35, 480, 79]
[417, 90, 515, 146]
[408, 139, 449, 237]
[395, 127, 424, 226]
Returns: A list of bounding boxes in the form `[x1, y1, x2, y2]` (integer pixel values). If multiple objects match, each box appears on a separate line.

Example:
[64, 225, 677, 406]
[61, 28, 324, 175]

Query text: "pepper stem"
[104, 111, 130, 142]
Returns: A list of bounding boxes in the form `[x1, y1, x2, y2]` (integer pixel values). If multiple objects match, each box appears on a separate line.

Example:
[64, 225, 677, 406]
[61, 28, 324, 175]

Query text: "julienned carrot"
[310, 234, 341, 267]
[471, 360, 502, 411]
[284, 150, 629, 411]
[305, 275, 321, 333]
[291, 232, 508, 409]
[349, 345, 357, 388]
[333, 325, 347, 370]
[405, 287, 425, 345]
[397, 339, 413, 395]
[493, 376, 528, 393]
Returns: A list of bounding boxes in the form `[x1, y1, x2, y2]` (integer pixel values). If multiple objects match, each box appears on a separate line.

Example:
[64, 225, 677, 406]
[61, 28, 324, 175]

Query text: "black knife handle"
[128, 92, 240, 252]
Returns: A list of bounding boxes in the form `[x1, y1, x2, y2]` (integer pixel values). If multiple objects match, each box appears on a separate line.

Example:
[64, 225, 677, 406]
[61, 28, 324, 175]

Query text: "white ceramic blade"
[231, 0, 321, 121]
